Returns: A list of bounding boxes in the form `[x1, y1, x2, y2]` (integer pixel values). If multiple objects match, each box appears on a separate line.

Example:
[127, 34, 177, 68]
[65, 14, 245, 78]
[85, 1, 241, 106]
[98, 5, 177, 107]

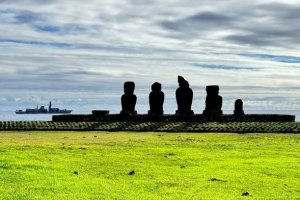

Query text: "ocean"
[0, 110, 299, 121]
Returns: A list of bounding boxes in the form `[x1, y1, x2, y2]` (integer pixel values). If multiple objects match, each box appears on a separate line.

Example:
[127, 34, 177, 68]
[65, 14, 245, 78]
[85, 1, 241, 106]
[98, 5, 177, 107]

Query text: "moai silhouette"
[234, 99, 244, 116]
[121, 81, 137, 115]
[149, 82, 164, 115]
[176, 76, 194, 115]
[203, 85, 223, 120]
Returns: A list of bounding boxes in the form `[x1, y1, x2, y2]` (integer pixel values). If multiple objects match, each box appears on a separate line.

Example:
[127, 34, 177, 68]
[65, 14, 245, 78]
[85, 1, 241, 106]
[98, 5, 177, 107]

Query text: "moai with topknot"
[120, 81, 137, 115]
[203, 85, 223, 121]
[176, 76, 194, 115]
[149, 82, 164, 115]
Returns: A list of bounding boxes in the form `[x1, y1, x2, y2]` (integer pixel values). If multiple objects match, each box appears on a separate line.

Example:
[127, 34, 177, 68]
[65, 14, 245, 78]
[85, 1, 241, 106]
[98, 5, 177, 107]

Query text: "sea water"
[0, 110, 299, 121]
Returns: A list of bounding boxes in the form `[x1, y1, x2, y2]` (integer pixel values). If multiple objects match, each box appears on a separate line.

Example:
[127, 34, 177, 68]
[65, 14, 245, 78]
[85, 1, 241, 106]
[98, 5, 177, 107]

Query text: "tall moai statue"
[176, 76, 194, 115]
[120, 81, 137, 115]
[149, 82, 164, 115]
[234, 99, 244, 116]
[203, 85, 223, 120]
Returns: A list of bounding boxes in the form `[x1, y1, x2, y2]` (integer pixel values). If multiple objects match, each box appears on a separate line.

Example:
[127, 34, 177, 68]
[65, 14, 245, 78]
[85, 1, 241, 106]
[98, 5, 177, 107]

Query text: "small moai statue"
[148, 82, 164, 115]
[234, 99, 244, 116]
[176, 76, 194, 115]
[120, 81, 137, 115]
[203, 85, 223, 120]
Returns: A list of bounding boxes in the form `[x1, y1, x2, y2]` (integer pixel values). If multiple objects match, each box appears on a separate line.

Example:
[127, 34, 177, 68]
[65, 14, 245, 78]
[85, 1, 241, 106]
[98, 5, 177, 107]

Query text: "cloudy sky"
[0, 0, 299, 117]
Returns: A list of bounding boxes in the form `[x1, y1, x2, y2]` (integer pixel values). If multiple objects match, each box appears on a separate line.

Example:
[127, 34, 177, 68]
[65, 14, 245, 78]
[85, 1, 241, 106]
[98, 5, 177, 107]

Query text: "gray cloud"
[159, 1, 300, 47]
[224, 2, 300, 46]
[160, 6, 236, 34]
[0, 0, 56, 5]
[161, 11, 234, 32]
[258, 2, 300, 19]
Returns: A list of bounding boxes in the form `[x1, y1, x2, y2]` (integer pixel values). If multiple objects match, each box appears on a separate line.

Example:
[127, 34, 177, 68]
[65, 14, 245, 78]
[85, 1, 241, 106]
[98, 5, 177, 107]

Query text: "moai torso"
[205, 85, 222, 111]
[149, 82, 164, 115]
[234, 99, 244, 116]
[176, 76, 193, 115]
[121, 81, 137, 114]
[204, 85, 223, 116]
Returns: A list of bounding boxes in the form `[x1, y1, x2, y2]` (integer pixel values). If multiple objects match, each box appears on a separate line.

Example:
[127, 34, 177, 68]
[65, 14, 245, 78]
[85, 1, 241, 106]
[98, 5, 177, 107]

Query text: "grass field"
[0, 131, 299, 199]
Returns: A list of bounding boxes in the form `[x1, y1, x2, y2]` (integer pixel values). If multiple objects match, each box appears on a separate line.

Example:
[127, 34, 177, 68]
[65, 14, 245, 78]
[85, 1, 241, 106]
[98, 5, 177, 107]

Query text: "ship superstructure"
[16, 101, 72, 114]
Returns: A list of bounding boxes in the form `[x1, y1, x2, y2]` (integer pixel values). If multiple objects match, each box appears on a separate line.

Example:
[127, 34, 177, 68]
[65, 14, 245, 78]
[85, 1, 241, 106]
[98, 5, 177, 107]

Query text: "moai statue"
[234, 99, 244, 116]
[149, 82, 164, 115]
[203, 85, 223, 120]
[176, 76, 194, 115]
[120, 81, 137, 115]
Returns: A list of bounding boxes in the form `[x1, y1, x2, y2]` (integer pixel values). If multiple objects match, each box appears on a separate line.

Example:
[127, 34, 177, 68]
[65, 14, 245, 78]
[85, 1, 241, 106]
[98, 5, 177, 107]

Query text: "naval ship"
[16, 101, 72, 114]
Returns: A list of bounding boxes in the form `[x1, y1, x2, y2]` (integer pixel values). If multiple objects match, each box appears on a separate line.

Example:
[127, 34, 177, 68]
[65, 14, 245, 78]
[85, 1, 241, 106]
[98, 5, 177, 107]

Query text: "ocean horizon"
[1, 110, 299, 122]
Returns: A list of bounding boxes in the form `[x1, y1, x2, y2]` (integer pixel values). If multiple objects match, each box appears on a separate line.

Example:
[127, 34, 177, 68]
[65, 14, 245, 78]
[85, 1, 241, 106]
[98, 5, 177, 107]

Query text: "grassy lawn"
[0, 131, 299, 199]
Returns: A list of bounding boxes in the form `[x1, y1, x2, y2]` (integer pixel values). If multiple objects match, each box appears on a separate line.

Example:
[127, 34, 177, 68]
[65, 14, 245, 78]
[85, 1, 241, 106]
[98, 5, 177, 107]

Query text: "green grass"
[0, 131, 299, 199]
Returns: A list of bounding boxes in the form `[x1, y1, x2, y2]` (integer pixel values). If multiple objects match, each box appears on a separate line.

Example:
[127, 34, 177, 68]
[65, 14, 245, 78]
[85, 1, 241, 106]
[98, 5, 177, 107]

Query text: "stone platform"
[0, 121, 299, 133]
[52, 113, 295, 122]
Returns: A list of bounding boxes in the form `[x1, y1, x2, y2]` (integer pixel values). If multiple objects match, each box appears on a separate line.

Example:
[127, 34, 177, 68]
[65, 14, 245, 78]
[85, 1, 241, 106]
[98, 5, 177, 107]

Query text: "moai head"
[178, 76, 189, 88]
[235, 99, 243, 110]
[206, 85, 219, 96]
[178, 76, 185, 87]
[151, 82, 161, 92]
[124, 81, 135, 95]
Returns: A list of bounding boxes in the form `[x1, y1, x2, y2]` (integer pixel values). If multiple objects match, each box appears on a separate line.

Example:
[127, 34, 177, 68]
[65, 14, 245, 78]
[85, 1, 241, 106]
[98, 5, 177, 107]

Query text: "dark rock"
[73, 171, 78, 175]
[52, 114, 92, 122]
[121, 81, 137, 115]
[167, 153, 175, 156]
[92, 110, 109, 116]
[148, 82, 164, 115]
[242, 192, 249, 196]
[210, 177, 227, 182]
[128, 170, 135, 175]
[176, 76, 194, 115]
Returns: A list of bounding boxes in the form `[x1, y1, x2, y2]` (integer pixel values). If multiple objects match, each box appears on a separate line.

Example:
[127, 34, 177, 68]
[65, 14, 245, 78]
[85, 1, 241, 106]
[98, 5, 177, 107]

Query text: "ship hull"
[16, 111, 72, 114]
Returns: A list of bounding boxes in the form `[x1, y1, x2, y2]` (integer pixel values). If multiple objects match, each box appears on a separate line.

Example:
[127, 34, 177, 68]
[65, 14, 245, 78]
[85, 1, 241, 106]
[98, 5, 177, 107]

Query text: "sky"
[0, 0, 299, 118]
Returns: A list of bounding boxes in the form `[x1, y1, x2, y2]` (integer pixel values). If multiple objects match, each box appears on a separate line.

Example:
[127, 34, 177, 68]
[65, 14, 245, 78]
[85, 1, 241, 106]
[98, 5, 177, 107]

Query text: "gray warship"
[16, 101, 72, 114]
